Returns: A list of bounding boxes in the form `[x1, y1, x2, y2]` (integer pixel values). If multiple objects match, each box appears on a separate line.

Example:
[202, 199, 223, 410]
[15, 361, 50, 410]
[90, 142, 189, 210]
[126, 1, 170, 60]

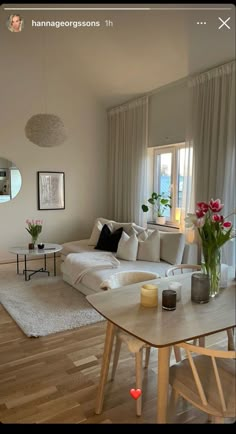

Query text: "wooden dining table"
[87, 274, 236, 423]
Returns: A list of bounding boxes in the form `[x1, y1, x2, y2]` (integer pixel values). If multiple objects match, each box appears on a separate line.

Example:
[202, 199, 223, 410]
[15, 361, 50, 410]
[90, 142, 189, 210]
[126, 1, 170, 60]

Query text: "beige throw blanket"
[63, 251, 120, 285]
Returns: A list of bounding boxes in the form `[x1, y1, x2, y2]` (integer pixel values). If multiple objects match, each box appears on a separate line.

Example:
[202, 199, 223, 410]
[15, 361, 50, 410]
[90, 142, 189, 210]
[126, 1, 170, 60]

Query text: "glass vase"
[31, 235, 38, 247]
[201, 247, 221, 298]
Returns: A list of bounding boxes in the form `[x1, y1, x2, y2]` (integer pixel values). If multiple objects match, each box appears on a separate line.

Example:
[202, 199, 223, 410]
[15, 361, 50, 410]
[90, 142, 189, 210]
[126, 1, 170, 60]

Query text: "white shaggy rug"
[0, 276, 104, 337]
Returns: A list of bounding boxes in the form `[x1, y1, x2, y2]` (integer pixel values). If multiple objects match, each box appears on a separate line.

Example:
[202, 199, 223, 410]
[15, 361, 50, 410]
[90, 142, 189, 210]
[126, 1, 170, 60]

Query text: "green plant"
[141, 192, 172, 217]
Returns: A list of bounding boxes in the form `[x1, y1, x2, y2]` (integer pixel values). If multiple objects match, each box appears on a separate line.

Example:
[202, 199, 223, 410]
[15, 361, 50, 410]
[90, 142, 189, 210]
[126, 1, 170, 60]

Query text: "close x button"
[218, 17, 231, 30]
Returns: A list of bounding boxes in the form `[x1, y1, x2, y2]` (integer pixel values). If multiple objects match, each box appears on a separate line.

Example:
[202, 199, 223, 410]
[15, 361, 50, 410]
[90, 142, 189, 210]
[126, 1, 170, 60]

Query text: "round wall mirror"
[0, 158, 22, 203]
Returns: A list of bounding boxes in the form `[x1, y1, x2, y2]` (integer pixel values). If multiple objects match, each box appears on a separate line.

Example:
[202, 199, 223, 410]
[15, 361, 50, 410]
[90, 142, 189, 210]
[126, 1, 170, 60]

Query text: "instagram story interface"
[0, 2, 235, 424]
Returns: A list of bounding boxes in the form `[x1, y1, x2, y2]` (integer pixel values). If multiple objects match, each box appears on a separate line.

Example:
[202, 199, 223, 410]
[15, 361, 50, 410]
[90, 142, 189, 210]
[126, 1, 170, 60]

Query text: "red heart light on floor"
[129, 388, 142, 400]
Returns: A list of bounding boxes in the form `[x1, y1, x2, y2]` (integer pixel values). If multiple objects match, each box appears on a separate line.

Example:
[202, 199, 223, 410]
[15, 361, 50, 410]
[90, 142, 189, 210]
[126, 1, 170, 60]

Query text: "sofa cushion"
[159, 232, 185, 265]
[95, 224, 123, 252]
[131, 223, 146, 234]
[89, 218, 135, 246]
[117, 232, 139, 261]
[137, 229, 153, 241]
[112, 221, 133, 235]
[137, 229, 160, 262]
[88, 219, 113, 246]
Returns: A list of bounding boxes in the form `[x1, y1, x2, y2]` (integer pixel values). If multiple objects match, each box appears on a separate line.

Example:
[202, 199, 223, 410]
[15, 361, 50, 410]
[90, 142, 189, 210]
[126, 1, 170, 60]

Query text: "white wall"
[0, 16, 108, 260]
[148, 79, 188, 147]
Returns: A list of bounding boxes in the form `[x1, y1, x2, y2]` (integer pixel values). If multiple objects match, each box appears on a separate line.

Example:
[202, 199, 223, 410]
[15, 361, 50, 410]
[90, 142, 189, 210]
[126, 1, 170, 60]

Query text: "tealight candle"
[162, 289, 176, 311]
[140, 284, 158, 307]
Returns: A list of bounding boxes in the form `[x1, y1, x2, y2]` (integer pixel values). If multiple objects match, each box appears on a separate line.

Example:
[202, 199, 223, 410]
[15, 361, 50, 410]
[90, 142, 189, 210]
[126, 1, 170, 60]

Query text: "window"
[152, 143, 192, 224]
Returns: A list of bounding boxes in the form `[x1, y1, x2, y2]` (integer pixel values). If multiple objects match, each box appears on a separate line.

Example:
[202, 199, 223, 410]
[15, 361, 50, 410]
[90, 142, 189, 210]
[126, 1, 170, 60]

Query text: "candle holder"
[162, 289, 176, 311]
[140, 284, 158, 307]
[191, 273, 209, 304]
[37, 243, 45, 250]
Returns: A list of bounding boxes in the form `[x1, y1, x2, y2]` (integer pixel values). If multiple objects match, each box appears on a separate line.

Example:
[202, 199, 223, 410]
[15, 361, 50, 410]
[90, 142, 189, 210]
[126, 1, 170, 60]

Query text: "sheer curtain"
[185, 61, 235, 272]
[107, 96, 148, 225]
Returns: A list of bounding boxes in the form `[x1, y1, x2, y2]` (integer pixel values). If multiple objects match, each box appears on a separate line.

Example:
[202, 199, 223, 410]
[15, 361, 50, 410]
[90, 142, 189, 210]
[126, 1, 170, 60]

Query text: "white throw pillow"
[112, 221, 133, 235]
[116, 232, 138, 261]
[132, 223, 146, 234]
[88, 219, 113, 246]
[137, 229, 153, 241]
[159, 232, 185, 265]
[137, 230, 160, 262]
[128, 226, 138, 236]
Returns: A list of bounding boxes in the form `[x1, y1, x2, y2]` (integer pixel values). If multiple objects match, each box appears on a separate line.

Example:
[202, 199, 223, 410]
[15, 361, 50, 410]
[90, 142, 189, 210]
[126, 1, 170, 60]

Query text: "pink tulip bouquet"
[185, 199, 234, 296]
[25, 219, 43, 244]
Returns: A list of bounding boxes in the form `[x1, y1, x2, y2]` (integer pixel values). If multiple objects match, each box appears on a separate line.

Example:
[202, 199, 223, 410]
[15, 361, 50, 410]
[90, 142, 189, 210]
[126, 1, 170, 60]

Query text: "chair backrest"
[100, 270, 159, 290]
[165, 264, 201, 277]
[172, 341, 236, 416]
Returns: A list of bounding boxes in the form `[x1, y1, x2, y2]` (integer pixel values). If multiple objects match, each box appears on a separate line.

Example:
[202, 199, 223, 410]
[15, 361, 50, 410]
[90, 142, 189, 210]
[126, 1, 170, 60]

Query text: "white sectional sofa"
[61, 217, 198, 296]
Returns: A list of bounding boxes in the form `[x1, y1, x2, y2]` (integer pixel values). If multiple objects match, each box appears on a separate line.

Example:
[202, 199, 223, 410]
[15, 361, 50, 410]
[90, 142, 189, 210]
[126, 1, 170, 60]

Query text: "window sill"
[147, 221, 180, 230]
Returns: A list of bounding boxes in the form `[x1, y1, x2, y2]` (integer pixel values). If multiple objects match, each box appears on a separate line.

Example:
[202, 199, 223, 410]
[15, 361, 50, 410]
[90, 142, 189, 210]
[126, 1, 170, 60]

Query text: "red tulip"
[196, 209, 205, 218]
[197, 202, 209, 212]
[212, 214, 221, 222]
[209, 198, 224, 212]
[223, 221, 232, 228]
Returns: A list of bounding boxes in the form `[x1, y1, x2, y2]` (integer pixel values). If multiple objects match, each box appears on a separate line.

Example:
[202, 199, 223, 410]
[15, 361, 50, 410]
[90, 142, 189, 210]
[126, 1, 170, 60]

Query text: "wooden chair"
[165, 264, 201, 277]
[168, 342, 236, 423]
[103, 270, 180, 416]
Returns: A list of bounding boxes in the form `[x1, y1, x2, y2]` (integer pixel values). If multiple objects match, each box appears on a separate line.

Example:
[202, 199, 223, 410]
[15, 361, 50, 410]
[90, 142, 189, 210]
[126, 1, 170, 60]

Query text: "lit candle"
[175, 207, 181, 223]
[140, 284, 158, 307]
[162, 290, 176, 311]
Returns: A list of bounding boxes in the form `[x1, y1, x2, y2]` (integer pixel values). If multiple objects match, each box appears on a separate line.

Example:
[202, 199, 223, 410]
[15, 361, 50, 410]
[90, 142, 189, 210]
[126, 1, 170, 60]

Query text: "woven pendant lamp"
[25, 113, 66, 147]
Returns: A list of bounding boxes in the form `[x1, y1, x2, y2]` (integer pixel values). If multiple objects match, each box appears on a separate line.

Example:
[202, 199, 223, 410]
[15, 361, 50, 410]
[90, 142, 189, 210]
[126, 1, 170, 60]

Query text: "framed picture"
[37, 171, 65, 210]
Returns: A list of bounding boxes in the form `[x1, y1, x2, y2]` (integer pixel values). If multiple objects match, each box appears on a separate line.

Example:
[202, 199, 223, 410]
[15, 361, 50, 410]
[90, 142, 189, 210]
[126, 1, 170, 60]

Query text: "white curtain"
[186, 61, 235, 272]
[107, 96, 148, 225]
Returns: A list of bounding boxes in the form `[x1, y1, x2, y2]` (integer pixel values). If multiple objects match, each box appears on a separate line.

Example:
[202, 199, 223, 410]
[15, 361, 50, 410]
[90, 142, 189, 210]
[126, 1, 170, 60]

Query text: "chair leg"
[168, 387, 179, 423]
[111, 336, 122, 381]
[135, 349, 143, 417]
[173, 346, 182, 362]
[207, 414, 213, 423]
[198, 336, 205, 347]
[144, 347, 151, 368]
[227, 328, 235, 351]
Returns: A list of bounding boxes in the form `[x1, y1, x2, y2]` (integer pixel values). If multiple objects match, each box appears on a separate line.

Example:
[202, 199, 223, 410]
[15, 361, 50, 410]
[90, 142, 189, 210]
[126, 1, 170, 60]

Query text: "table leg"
[95, 321, 116, 414]
[157, 346, 171, 423]
[24, 255, 27, 281]
[54, 252, 56, 276]
[16, 254, 19, 274]
[44, 254, 47, 271]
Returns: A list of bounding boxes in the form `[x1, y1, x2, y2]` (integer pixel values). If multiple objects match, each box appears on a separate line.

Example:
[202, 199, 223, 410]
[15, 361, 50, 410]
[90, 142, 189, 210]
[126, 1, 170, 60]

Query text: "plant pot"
[156, 216, 166, 225]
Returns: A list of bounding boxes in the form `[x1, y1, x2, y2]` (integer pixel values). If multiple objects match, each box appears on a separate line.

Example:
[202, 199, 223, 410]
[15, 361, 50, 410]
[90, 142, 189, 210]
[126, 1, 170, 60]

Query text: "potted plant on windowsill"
[141, 192, 172, 225]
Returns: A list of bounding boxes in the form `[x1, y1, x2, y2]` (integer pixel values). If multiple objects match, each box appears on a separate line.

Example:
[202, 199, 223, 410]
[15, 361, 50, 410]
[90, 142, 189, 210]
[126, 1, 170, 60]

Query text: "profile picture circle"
[7, 14, 24, 32]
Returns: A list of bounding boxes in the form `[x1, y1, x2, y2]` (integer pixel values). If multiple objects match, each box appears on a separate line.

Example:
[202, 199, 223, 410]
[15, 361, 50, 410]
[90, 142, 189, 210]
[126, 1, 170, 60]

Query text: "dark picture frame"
[37, 171, 65, 210]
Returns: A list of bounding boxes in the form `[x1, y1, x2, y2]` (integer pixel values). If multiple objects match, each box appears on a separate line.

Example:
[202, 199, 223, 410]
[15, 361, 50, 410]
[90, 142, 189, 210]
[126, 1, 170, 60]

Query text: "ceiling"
[2, 3, 235, 108]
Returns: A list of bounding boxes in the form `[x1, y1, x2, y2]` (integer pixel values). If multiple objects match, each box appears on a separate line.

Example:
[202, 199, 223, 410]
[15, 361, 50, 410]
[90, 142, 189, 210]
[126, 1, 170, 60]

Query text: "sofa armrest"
[182, 243, 198, 265]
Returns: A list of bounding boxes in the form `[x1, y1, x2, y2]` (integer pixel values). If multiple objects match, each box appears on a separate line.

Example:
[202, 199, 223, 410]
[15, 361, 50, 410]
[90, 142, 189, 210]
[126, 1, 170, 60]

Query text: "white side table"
[9, 243, 62, 281]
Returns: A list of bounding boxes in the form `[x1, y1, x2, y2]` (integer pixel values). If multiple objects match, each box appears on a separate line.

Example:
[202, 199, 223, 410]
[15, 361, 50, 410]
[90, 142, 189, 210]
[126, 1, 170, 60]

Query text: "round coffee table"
[9, 243, 62, 281]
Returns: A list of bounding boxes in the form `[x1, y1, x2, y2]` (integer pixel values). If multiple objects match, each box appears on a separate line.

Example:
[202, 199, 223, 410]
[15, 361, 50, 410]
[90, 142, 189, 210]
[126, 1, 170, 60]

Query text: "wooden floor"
[0, 259, 234, 424]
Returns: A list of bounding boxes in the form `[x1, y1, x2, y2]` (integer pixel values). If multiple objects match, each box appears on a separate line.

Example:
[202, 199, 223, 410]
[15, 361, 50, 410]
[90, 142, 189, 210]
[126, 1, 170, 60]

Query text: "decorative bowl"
[37, 243, 45, 249]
